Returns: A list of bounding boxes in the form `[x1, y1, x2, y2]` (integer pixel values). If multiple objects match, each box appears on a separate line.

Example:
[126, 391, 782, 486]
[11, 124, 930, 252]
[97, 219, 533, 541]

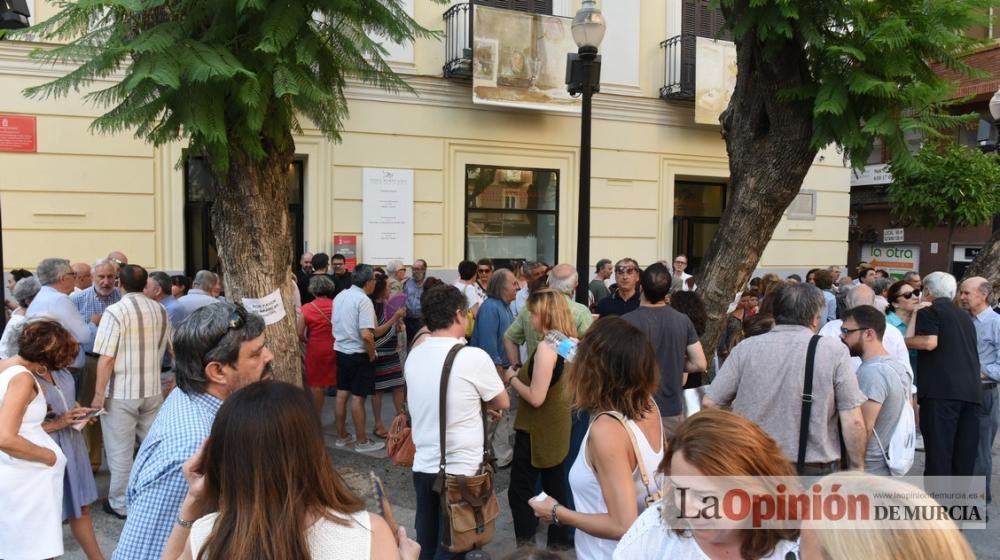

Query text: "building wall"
[1, 0, 851, 275]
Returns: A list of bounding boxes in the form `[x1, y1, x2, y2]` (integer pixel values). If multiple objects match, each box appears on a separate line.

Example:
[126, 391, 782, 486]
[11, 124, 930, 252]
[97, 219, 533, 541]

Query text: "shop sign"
[860, 244, 920, 278]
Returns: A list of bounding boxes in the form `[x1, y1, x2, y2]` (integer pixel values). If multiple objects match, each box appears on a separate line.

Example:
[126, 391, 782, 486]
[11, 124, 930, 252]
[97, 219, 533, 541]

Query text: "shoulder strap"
[309, 301, 330, 322]
[797, 335, 822, 474]
[595, 411, 654, 499]
[437, 344, 466, 474]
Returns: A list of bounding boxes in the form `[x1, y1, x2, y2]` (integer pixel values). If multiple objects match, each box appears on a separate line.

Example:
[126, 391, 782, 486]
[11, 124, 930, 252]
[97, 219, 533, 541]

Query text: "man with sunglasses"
[476, 258, 494, 294]
[595, 258, 642, 317]
[113, 303, 272, 559]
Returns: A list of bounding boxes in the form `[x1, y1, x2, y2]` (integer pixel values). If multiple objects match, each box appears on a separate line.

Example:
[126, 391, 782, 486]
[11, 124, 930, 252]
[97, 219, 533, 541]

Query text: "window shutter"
[681, 0, 728, 39]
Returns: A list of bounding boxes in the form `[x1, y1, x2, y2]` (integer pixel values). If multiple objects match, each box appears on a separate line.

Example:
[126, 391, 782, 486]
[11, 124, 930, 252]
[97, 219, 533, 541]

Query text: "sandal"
[373, 429, 389, 439]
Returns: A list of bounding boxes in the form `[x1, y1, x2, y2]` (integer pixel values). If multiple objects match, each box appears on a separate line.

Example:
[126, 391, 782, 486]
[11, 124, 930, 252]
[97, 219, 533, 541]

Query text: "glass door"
[673, 181, 726, 275]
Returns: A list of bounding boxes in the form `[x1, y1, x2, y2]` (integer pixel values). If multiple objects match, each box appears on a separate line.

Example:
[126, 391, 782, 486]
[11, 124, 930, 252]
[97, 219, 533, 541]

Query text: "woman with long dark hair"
[161, 381, 418, 560]
[369, 275, 406, 439]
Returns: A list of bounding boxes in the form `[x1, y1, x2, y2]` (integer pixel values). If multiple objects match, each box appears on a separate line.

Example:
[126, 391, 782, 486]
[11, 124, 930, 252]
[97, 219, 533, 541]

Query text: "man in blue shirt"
[112, 303, 273, 559]
[960, 276, 1000, 503]
[26, 258, 93, 368]
[69, 259, 121, 353]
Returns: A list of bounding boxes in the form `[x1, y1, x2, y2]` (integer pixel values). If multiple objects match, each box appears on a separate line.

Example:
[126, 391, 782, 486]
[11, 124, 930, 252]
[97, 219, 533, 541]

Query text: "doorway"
[673, 181, 726, 275]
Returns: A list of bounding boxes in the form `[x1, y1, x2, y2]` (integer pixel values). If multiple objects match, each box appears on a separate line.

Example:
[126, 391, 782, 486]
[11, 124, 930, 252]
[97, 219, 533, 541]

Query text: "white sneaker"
[915, 433, 925, 452]
[335, 434, 356, 448]
[355, 440, 386, 453]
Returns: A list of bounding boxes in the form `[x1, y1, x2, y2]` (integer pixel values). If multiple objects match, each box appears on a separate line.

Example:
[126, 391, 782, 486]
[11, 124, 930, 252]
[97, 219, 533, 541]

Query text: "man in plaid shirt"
[111, 302, 273, 559]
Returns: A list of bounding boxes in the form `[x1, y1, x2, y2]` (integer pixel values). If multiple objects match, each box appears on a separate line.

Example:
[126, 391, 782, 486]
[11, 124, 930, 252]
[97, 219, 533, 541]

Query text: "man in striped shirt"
[92, 264, 171, 519]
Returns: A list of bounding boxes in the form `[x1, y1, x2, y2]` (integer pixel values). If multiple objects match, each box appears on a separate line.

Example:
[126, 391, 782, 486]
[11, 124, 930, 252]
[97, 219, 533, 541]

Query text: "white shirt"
[819, 318, 914, 380]
[190, 509, 371, 559]
[333, 286, 376, 354]
[404, 337, 504, 476]
[452, 280, 483, 310]
[614, 503, 800, 560]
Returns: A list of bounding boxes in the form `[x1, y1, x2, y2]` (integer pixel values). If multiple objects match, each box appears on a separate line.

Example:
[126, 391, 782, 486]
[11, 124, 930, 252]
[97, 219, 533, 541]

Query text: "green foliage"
[887, 141, 1000, 228]
[720, 0, 997, 172]
[11, 0, 441, 172]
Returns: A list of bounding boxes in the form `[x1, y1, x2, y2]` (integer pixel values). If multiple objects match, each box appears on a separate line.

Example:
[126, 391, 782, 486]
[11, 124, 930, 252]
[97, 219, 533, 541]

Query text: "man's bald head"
[70, 262, 92, 290]
[959, 276, 991, 313]
[547, 263, 579, 296]
[108, 251, 128, 266]
[846, 284, 875, 309]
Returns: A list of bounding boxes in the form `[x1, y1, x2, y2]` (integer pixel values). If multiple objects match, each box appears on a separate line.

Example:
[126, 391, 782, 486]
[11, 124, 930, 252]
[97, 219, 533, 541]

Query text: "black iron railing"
[443, 3, 472, 79]
[660, 34, 696, 100]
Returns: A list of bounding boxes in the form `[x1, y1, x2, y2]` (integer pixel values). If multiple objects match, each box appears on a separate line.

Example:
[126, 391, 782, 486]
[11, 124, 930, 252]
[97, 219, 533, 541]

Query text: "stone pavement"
[66, 392, 1000, 559]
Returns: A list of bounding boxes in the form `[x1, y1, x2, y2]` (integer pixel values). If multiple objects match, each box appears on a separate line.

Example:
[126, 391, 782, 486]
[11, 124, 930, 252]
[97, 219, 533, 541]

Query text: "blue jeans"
[413, 471, 465, 560]
[975, 385, 1000, 503]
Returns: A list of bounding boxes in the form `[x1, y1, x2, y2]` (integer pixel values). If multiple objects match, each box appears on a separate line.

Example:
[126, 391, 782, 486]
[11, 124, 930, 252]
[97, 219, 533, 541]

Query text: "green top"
[513, 349, 573, 469]
[504, 295, 594, 358]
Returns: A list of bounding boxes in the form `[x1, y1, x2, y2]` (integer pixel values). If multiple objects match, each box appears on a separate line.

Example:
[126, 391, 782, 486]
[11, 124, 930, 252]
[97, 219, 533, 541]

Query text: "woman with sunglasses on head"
[161, 381, 419, 560]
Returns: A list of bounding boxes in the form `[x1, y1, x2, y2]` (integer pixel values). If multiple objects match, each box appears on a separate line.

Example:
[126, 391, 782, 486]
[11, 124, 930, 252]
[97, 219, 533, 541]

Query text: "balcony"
[660, 34, 696, 101]
[443, 3, 472, 79]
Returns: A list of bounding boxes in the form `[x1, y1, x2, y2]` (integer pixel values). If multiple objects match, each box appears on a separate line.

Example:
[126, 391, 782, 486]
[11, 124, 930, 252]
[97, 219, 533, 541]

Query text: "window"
[184, 157, 304, 277]
[466, 165, 558, 264]
[681, 0, 728, 39]
[786, 191, 816, 220]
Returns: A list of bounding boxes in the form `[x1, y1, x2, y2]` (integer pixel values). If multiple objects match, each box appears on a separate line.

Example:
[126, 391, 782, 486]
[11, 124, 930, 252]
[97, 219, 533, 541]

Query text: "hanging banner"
[472, 6, 580, 112]
[694, 37, 737, 125]
[332, 235, 358, 270]
[362, 168, 414, 265]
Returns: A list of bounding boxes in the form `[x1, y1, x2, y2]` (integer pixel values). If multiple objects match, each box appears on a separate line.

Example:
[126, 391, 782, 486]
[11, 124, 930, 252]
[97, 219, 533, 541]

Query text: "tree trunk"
[210, 133, 302, 386]
[697, 22, 819, 372]
[963, 220, 1000, 300]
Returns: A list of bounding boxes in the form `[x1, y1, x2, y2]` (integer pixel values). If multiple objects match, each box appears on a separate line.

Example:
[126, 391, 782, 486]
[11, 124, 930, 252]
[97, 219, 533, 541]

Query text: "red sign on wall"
[0, 115, 37, 153]
[332, 235, 358, 270]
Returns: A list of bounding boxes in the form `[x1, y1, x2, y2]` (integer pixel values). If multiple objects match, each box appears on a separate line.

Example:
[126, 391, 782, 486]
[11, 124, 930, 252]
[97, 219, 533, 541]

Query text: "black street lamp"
[566, 0, 605, 306]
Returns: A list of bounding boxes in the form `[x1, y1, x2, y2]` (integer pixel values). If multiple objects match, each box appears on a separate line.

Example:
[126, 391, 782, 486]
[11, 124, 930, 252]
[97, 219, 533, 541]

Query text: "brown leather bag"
[386, 412, 415, 467]
[432, 344, 499, 553]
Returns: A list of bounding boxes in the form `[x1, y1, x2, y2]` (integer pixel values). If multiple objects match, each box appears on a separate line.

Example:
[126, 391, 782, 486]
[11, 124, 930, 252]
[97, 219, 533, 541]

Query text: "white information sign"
[860, 244, 920, 279]
[363, 168, 414, 265]
[241, 289, 286, 326]
[883, 228, 904, 243]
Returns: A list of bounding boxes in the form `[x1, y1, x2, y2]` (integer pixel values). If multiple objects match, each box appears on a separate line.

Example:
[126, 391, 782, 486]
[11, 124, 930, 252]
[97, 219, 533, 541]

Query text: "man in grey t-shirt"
[841, 305, 912, 474]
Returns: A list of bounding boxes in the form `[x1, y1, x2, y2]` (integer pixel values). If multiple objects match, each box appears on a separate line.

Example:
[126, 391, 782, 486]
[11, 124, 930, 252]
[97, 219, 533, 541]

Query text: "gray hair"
[902, 271, 920, 282]
[92, 258, 118, 273]
[386, 260, 404, 274]
[872, 277, 892, 297]
[192, 270, 219, 290]
[976, 279, 992, 298]
[308, 275, 337, 298]
[772, 283, 826, 327]
[923, 271, 957, 299]
[524, 261, 548, 274]
[846, 284, 875, 309]
[35, 258, 71, 286]
[486, 269, 513, 300]
[351, 264, 374, 287]
[13, 277, 41, 308]
[172, 303, 266, 395]
[149, 271, 172, 296]
[547, 264, 578, 296]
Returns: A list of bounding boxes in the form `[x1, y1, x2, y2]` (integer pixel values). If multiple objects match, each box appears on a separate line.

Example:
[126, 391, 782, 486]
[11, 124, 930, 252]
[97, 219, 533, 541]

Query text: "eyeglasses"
[615, 266, 637, 275]
[478, 268, 492, 274]
[674, 260, 687, 265]
[839, 327, 867, 335]
[895, 290, 921, 300]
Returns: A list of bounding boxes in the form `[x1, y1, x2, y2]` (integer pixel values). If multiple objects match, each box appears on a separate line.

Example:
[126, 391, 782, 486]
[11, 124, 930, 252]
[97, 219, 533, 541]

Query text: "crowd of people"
[0, 250, 994, 559]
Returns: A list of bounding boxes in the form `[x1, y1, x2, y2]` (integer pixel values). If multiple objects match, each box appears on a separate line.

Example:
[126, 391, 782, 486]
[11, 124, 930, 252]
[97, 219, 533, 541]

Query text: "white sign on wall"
[851, 164, 893, 187]
[362, 168, 414, 265]
[860, 244, 920, 279]
[883, 228, 904, 243]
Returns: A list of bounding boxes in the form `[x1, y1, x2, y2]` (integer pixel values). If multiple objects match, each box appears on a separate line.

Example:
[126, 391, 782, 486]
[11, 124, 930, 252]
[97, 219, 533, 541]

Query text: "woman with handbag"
[370, 275, 407, 439]
[613, 409, 800, 559]
[161, 381, 420, 560]
[529, 317, 663, 560]
[502, 289, 576, 550]
[300, 275, 338, 415]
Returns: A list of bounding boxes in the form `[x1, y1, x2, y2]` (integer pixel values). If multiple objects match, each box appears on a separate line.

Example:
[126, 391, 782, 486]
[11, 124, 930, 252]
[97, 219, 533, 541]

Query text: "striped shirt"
[93, 292, 171, 400]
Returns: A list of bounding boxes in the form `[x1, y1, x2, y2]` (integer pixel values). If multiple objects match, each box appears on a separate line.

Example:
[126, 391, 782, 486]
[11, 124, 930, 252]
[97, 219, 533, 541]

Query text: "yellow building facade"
[1, 0, 849, 277]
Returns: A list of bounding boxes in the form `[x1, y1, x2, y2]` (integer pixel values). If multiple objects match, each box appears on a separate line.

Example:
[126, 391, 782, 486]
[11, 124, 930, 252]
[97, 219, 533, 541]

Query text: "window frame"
[464, 163, 559, 264]
[785, 190, 817, 221]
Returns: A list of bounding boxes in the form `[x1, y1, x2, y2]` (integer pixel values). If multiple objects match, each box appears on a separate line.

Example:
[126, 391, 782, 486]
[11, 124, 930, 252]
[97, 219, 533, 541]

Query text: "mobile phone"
[370, 472, 399, 540]
[76, 408, 106, 420]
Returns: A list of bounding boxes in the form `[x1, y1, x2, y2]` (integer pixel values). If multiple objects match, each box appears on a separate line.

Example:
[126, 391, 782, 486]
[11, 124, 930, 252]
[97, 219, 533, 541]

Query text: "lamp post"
[566, 0, 605, 306]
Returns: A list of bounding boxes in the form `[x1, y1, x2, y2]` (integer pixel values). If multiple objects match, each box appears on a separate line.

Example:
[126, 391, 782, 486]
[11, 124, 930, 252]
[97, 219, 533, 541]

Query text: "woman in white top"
[614, 409, 799, 560]
[530, 317, 665, 560]
[161, 381, 419, 560]
[0, 277, 40, 359]
[0, 318, 76, 560]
